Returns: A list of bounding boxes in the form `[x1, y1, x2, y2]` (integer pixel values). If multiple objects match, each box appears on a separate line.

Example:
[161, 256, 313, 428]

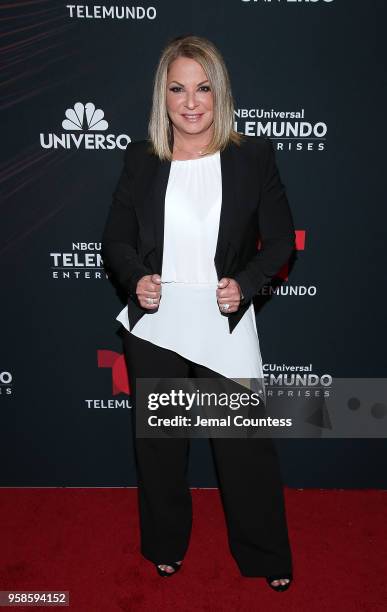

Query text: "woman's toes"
[271, 578, 290, 586]
[158, 564, 174, 572]
[157, 560, 183, 573]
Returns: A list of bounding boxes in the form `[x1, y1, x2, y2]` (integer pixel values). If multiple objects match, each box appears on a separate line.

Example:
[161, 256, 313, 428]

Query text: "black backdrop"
[1, 0, 386, 487]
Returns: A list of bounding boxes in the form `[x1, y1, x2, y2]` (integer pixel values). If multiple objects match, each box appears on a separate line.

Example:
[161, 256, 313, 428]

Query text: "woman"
[102, 35, 295, 590]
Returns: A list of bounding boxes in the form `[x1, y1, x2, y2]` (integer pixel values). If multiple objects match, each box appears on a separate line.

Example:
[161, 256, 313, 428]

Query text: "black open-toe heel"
[266, 573, 293, 592]
[155, 561, 183, 577]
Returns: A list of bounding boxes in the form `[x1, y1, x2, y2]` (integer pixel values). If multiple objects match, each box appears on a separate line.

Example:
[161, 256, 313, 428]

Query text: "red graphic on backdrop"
[295, 230, 306, 250]
[97, 350, 130, 396]
[257, 229, 305, 281]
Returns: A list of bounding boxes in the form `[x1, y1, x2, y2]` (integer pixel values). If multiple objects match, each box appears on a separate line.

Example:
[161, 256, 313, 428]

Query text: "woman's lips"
[181, 113, 203, 122]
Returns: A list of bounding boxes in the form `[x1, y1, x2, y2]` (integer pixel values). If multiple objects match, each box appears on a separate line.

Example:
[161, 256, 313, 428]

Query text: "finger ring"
[146, 297, 155, 304]
[221, 303, 230, 311]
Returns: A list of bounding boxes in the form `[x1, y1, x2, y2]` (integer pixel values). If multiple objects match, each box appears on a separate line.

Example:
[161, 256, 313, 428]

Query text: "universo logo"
[40, 102, 131, 150]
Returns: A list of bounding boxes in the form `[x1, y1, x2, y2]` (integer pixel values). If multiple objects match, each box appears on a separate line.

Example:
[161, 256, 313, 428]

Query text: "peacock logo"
[62, 102, 109, 132]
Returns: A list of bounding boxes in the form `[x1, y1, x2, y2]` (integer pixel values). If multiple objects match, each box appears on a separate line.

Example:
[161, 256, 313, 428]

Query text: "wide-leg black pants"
[122, 328, 293, 577]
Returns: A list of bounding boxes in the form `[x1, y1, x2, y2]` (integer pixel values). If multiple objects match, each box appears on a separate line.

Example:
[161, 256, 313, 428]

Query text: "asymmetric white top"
[116, 151, 264, 386]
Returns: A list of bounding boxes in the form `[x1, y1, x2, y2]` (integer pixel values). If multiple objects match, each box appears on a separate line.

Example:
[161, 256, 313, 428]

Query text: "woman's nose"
[184, 91, 198, 108]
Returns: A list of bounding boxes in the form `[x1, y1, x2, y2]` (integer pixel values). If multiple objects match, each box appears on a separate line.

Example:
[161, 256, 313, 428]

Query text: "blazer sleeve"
[101, 147, 152, 298]
[233, 138, 296, 303]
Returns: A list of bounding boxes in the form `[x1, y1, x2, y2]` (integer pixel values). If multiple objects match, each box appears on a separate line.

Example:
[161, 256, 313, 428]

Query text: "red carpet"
[0, 488, 386, 611]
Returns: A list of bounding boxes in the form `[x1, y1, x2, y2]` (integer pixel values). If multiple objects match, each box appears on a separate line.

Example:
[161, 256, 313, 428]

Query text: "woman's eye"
[169, 86, 182, 93]
[199, 85, 211, 92]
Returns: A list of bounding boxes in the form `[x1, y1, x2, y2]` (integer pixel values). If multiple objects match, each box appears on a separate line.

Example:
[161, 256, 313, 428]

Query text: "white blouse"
[116, 151, 264, 390]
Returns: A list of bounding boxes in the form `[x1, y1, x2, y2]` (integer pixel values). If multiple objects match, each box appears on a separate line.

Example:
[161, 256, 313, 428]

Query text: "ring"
[146, 297, 156, 304]
[221, 303, 230, 311]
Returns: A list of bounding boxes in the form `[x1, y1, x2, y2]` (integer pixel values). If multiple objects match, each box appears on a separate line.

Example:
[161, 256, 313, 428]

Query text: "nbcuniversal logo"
[40, 102, 131, 150]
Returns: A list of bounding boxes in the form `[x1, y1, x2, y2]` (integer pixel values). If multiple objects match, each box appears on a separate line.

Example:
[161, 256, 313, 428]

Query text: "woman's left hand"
[216, 278, 243, 313]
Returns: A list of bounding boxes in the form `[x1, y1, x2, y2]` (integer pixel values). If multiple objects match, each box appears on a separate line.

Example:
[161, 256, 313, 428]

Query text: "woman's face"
[166, 56, 214, 139]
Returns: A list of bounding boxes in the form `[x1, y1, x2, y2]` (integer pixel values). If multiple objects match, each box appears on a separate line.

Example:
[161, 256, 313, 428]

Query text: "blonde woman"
[102, 35, 295, 591]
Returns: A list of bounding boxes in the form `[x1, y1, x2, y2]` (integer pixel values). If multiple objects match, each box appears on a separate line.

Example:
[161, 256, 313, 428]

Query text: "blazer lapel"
[150, 140, 237, 277]
[215, 141, 237, 276]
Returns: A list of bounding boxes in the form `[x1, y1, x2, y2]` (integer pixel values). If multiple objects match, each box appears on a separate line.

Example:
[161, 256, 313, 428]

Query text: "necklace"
[173, 144, 208, 159]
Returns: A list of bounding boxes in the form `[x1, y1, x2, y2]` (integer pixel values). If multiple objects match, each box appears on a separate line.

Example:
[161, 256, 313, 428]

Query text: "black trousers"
[122, 328, 293, 577]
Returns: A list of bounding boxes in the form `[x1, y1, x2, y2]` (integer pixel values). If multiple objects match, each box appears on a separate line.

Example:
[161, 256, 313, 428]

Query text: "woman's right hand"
[136, 274, 162, 309]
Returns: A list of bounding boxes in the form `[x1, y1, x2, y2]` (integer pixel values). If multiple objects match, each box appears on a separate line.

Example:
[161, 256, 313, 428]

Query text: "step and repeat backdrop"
[1, 1, 386, 487]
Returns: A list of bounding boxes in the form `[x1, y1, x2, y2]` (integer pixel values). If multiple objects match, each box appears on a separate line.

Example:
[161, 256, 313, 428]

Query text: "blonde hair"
[147, 34, 246, 160]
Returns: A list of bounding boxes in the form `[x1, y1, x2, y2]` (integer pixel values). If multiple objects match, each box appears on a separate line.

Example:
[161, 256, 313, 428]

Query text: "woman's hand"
[136, 274, 162, 309]
[216, 278, 244, 313]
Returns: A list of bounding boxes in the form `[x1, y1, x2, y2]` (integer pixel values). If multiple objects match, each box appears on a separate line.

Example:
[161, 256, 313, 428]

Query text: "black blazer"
[101, 135, 295, 334]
